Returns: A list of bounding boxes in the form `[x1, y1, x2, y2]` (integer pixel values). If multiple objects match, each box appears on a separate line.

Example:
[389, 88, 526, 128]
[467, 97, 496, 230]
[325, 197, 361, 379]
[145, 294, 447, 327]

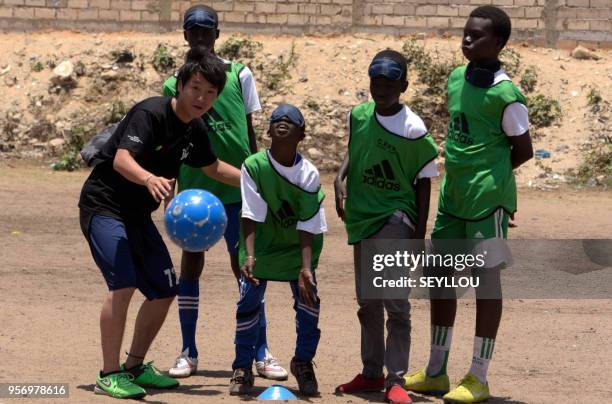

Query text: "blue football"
[164, 189, 227, 252]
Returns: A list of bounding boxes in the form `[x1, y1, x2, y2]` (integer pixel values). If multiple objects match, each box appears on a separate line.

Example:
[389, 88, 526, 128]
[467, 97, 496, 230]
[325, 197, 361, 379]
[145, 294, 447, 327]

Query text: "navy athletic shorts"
[80, 210, 177, 300]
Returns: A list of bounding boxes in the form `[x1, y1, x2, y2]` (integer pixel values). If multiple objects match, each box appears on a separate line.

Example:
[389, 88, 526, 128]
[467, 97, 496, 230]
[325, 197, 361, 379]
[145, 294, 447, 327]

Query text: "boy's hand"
[509, 212, 517, 228]
[240, 256, 259, 285]
[146, 176, 175, 203]
[334, 178, 347, 221]
[298, 268, 317, 307]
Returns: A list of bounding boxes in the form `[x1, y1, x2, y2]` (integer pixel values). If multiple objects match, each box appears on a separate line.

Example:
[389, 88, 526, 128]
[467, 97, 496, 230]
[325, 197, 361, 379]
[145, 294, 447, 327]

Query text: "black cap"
[183, 7, 218, 30]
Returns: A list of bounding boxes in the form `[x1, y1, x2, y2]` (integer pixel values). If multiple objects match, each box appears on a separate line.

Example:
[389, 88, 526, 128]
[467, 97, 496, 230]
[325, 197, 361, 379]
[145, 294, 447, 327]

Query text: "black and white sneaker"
[229, 368, 254, 396]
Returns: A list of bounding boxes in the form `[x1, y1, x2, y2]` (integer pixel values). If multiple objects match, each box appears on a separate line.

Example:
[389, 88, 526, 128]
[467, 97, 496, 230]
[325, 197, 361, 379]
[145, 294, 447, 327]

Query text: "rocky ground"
[0, 31, 610, 188]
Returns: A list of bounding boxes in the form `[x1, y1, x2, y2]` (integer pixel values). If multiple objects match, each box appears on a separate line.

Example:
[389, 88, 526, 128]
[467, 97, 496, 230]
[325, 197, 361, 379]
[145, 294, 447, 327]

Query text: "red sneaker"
[386, 384, 412, 404]
[336, 374, 385, 394]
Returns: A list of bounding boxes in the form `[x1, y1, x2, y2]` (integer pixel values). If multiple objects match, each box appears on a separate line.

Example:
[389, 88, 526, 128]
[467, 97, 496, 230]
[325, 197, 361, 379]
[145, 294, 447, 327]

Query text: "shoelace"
[117, 373, 135, 387]
[264, 357, 279, 367]
[232, 370, 249, 383]
[142, 361, 161, 375]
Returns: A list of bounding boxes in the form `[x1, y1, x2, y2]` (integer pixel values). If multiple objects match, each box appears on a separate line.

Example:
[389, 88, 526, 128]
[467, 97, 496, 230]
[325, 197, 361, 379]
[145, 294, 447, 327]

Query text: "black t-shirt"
[79, 96, 217, 221]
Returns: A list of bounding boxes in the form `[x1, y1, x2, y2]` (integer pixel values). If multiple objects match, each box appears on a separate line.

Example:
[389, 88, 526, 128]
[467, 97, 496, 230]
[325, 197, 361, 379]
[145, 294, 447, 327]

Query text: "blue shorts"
[224, 202, 241, 254]
[80, 211, 177, 300]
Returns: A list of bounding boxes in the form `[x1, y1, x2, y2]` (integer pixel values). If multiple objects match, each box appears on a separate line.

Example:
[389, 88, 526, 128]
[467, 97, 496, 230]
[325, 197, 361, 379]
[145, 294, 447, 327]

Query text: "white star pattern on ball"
[164, 189, 227, 252]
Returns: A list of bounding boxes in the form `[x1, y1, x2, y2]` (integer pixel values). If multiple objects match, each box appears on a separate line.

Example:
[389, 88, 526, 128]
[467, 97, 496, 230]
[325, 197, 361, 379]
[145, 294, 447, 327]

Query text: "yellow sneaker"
[443, 373, 490, 403]
[404, 369, 450, 396]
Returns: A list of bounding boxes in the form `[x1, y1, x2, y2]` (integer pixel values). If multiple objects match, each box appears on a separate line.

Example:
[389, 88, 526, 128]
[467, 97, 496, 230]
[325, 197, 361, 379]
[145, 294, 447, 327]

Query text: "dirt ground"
[0, 161, 611, 404]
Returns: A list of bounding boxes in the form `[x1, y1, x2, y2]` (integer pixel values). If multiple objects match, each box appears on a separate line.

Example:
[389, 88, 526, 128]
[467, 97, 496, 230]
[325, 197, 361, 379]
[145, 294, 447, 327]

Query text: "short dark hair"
[470, 5, 512, 48]
[177, 46, 227, 93]
[372, 49, 408, 81]
[183, 4, 218, 28]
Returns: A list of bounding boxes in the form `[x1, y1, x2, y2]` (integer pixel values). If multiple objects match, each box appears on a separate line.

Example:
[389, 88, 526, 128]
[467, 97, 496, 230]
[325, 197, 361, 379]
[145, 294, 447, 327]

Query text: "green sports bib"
[344, 101, 439, 244]
[163, 61, 251, 204]
[239, 151, 324, 281]
[439, 66, 526, 220]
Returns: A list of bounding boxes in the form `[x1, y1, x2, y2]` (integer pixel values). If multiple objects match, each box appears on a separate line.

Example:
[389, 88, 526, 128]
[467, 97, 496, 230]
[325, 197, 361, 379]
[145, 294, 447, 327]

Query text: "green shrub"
[31, 61, 44, 72]
[402, 39, 461, 138]
[304, 98, 320, 112]
[51, 127, 89, 171]
[152, 44, 175, 73]
[106, 99, 127, 124]
[218, 36, 263, 61]
[527, 94, 561, 128]
[519, 65, 538, 93]
[257, 42, 297, 91]
[500, 48, 521, 77]
[587, 88, 602, 107]
[576, 143, 612, 186]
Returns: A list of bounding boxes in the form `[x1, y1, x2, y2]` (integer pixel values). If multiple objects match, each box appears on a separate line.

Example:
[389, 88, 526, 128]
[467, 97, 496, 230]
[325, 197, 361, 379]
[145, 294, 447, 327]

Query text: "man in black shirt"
[79, 48, 240, 399]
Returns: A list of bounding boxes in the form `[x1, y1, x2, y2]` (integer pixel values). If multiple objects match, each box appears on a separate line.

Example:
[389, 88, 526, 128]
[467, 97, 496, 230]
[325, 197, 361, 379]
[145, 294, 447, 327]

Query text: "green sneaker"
[124, 362, 180, 389]
[94, 371, 147, 399]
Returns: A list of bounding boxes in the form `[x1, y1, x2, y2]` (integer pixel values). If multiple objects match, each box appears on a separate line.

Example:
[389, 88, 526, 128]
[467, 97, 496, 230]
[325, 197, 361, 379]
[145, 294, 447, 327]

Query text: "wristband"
[144, 174, 153, 185]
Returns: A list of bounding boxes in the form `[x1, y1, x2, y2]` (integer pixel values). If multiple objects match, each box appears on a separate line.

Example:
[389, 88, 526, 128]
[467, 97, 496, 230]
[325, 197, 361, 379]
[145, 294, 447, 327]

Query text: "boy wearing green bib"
[404, 7, 533, 404]
[335, 50, 439, 404]
[163, 5, 286, 381]
[229, 105, 326, 397]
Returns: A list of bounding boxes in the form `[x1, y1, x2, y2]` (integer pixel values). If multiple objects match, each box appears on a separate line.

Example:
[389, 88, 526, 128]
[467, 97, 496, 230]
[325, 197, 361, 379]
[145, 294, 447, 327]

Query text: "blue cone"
[257, 385, 298, 401]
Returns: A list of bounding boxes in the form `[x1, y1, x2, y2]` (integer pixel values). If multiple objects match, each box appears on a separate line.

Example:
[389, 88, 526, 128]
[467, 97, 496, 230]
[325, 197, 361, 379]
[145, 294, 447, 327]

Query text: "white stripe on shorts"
[236, 315, 260, 332]
[297, 302, 320, 318]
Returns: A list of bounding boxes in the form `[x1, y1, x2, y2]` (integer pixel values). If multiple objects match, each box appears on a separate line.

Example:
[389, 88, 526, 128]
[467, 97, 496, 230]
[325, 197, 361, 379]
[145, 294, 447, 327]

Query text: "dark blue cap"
[270, 104, 305, 129]
[183, 7, 218, 30]
[368, 58, 405, 81]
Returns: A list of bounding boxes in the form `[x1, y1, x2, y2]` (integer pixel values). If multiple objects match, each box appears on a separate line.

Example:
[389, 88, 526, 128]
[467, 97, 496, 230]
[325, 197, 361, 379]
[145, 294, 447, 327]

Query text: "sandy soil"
[0, 161, 610, 404]
[1, 31, 611, 184]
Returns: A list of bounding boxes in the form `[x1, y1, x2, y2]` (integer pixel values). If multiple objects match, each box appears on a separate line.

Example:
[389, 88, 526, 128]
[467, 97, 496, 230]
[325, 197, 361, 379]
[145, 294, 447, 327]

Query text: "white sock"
[426, 325, 453, 377]
[468, 336, 495, 384]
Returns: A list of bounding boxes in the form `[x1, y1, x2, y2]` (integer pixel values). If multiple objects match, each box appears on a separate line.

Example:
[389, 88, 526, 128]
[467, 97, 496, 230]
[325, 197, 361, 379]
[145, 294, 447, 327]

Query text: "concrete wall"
[1, 0, 610, 46]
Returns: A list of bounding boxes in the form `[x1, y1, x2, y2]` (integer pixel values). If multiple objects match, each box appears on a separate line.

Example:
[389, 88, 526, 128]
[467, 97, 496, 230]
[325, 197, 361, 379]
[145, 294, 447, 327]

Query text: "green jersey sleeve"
[162, 75, 178, 97]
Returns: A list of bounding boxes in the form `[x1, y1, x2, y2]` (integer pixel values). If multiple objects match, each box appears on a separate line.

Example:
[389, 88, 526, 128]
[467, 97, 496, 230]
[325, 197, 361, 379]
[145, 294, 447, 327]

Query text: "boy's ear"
[401, 81, 409, 93]
[215, 29, 220, 39]
[177, 79, 184, 94]
[183, 31, 189, 42]
[496, 37, 505, 51]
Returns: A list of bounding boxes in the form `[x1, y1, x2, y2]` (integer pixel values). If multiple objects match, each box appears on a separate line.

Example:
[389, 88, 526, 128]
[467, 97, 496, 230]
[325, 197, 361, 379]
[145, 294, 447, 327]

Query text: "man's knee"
[108, 287, 136, 302]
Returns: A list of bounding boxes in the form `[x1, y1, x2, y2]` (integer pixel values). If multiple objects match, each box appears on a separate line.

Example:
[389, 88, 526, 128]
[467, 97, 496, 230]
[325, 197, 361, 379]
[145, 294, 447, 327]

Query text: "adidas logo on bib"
[362, 160, 400, 191]
[275, 200, 297, 229]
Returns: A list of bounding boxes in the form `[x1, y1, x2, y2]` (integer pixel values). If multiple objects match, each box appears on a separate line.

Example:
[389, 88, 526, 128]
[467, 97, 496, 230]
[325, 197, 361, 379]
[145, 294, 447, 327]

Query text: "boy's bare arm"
[334, 152, 349, 220]
[241, 218, 259, 285]
[298, 230, 317, 307]
[414, 177, 431, 239]
[509, 131, 534, 169]
[202, 160, 241, 187]
[246, 114, 258, 154]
